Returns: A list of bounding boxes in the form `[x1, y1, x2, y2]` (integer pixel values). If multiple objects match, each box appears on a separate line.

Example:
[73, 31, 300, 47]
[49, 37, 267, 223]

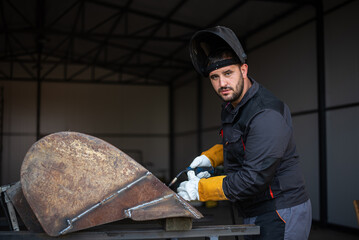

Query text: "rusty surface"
[5, 181, 44, 233]
[20, 131, 203, 237]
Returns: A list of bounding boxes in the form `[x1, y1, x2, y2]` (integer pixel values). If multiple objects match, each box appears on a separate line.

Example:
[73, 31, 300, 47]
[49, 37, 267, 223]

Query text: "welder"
[177, 26, 312, 240]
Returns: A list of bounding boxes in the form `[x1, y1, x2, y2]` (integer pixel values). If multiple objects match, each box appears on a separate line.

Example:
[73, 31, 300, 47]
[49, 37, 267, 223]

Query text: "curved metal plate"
[20, 132, 202, 236]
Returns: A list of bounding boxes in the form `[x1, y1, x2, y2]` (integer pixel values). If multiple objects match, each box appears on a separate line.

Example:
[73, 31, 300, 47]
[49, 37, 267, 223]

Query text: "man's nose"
[218, 77, 227, 87]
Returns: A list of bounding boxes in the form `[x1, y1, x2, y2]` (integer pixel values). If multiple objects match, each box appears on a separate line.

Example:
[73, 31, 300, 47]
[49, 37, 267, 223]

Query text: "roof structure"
[0, 0, 348, 86]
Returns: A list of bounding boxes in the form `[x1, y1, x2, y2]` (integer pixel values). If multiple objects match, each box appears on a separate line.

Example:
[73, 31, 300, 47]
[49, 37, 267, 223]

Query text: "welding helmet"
[189, 26, 247, 77]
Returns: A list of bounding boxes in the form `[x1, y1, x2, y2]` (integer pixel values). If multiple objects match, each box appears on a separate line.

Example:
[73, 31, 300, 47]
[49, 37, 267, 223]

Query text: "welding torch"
[168, 166, 214, 187]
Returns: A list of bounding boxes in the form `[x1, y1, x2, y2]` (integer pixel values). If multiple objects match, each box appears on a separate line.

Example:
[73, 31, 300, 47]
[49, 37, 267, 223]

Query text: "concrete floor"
[193, 201, 359, 240]
[309, 225, 359, 240]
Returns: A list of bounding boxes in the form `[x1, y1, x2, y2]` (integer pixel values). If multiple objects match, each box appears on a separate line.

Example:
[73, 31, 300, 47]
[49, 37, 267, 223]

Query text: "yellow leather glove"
[198, 176, 228, 201]
[201, 144, 224, 167]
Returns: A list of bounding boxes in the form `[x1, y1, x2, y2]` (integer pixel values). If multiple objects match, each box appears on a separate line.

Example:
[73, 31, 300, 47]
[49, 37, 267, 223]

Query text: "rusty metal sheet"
[6, 181, 44, 233]
[20, 131, 203, 237]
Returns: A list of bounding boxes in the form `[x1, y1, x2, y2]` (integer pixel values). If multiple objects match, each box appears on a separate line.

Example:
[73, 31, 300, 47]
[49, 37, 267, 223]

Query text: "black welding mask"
[189, 26, 247, 77]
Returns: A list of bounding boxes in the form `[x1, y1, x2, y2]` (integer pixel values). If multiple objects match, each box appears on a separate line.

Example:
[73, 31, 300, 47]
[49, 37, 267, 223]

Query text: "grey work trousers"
[243, 199, 312, 240]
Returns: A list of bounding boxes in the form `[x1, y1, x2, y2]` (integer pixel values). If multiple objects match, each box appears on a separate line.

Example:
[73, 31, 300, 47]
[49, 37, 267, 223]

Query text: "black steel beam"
[1, 27, 189, 69]
[5, 0, 35, 28]
[315, 0, 327, 226]
[35, 0, 45, 141]
[64, 1, 87, 67]
[243, 3, 306, 40]
[115, 0, 188, 74]
[253, 0, 313, 3]
[246, 0, 355, 53]
[7, 33, 37, 62]
[85, 0, 200, 31]
[91, 0, 133, 71]
[85, 11, 119, 34]
[160, 0, 251, 85]
[0, 57, 190, 70]
[208, 0, 249, 26]
[247, 15, 314, 53]
[169, 81, 175, 181]
[46, 0, 82, 28]
[0, 77, 168, 86]
[197, 74, 203, 153]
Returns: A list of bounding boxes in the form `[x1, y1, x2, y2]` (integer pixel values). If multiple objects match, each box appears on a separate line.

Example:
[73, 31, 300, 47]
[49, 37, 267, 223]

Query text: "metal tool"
[168, 166, 214, 187]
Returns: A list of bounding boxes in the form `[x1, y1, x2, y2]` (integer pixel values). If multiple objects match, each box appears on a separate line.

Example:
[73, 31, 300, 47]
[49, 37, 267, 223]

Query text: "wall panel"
[327, 107, 359, 228]
[0, 81, 170, 184]
[292, 114, 320, 221]
[325, 0, 359, 107]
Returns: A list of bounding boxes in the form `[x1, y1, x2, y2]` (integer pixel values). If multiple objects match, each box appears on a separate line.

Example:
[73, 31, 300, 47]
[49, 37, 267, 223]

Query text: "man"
[177, 26, 312, 240]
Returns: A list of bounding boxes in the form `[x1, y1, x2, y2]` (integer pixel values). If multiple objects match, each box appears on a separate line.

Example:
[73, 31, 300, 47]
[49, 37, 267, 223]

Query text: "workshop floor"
[309, 226, 359, 240]
[193, 201, 359, 240]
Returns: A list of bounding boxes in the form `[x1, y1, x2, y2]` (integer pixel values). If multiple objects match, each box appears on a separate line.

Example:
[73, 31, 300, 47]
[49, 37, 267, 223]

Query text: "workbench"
[1, 182, 260, 239]
[0, 224, 259, 239]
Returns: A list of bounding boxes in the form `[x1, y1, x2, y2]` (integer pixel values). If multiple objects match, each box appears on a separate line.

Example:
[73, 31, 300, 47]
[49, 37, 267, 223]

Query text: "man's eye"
[225, 71, 232, 76]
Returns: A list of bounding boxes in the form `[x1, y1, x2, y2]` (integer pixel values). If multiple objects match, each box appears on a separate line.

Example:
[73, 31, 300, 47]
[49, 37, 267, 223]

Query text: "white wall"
[0, 81, 169, 183]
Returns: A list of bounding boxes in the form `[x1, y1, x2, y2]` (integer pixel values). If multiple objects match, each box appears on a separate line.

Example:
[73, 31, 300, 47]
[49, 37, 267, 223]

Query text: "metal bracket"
[1, 184, 20, 231]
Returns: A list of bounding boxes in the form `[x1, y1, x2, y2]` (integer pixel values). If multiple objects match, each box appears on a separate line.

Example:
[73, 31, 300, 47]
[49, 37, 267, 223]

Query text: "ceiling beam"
[146, 0, 251, 83]
[116, 0, 188, 75]
[47, 0, 82, 28]
[207, 0, 249, 26]
[0, 58, 190, 70]
[91, 0, 133, 73]
[243, 3, 307, 40]
[0, 27, 189, 42]
[85, 0, 200, 31]
[252, 0, 313, 3]
[0, 76, 168, 86]
[5, 0, 35, 28]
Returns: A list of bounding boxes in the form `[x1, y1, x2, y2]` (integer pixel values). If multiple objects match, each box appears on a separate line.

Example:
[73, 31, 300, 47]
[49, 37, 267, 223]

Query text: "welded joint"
[59, 171, 152, 235]
[174, 194, 202, 219]
[124, 194, 174, 218]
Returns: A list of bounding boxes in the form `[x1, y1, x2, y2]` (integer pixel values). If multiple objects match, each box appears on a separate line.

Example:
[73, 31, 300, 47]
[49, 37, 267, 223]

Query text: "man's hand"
[189, 155, 212, 178]
[177, 171, 200, 201]
[190, 155, 212, 168]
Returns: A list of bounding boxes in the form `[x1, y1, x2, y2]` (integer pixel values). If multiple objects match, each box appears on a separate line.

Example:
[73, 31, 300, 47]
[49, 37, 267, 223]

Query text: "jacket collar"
[221, 77, 259, 122]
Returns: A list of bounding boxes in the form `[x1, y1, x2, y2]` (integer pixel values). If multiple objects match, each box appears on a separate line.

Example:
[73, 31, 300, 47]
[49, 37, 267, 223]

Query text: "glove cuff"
[198, 176, 228, 201]
[201, 144, 223, 167]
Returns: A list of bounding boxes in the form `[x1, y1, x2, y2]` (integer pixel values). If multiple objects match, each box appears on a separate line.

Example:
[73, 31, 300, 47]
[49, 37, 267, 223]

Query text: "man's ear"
[240, 64, 248, 78]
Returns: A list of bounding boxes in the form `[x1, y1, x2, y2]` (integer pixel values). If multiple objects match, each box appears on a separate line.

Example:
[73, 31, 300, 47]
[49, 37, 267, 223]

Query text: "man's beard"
[216, 76, 244, 104]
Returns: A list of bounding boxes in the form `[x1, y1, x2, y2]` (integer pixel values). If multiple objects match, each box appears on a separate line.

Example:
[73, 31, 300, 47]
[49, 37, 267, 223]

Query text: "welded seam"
[124, 194, 174, 218]
[59, 171, 151, 235]
[174, 194, 202, 219]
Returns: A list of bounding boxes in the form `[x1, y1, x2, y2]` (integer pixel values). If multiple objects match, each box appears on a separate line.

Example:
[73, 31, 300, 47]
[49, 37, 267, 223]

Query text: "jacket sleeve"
[201, 144, 223, 167]
[222, 109, 292, 200]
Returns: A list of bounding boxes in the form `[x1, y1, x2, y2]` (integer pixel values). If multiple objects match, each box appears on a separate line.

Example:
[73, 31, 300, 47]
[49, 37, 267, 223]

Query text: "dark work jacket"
[221, 79, 309, 218]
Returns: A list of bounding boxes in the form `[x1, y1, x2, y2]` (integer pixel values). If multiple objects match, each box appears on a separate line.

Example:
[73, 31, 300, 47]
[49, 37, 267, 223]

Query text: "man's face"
[209, 64, 244, 105]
